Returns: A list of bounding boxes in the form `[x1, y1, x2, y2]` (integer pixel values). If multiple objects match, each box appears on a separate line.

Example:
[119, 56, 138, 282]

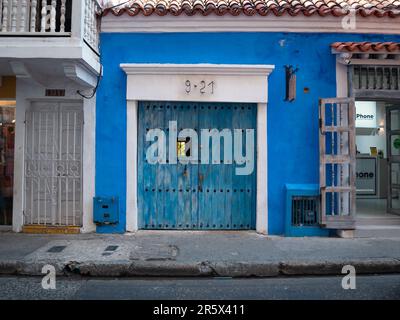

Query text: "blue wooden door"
[138, 101, 256, 230]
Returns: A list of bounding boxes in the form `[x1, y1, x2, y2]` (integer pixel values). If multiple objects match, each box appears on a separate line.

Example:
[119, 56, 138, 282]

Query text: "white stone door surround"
[121, 64, 274, 234]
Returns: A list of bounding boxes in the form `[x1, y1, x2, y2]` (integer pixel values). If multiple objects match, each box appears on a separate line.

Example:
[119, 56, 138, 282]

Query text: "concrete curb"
[1, 258, 400, 277]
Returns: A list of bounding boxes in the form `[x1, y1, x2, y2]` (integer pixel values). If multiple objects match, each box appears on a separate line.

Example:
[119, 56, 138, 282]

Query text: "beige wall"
[0, 77, 16, 99]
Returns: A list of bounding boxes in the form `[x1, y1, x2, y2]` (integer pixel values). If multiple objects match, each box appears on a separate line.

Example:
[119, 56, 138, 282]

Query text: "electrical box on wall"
[93, 196, 119, 225]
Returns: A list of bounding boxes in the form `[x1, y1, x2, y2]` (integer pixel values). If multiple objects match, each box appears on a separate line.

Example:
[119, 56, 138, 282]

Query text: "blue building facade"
[94, 2, 400, 235]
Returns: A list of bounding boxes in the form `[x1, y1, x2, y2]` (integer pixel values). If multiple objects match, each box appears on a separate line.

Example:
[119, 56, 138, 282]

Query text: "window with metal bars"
[291, 196, 319, 227]
[352, 65, 400, 91]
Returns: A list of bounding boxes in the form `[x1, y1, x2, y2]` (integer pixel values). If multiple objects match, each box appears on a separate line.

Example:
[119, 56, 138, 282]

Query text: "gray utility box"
[93, 196, 119, 225]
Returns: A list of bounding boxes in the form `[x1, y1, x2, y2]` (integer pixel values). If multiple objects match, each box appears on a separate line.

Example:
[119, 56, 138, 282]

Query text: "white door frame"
[122, 64, 274, 234]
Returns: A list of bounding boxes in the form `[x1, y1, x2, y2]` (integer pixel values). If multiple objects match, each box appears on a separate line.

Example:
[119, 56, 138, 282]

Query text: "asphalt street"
[0, 275, 399, 300]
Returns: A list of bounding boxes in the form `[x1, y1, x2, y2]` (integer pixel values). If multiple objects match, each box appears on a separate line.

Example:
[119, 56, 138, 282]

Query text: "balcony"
[0, 0, 100, 85]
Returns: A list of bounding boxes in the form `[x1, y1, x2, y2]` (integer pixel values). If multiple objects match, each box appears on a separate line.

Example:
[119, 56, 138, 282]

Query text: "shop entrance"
[0, 100, 15, 226]
[23, 101, 83, 228]
[355, 100, 400, 236]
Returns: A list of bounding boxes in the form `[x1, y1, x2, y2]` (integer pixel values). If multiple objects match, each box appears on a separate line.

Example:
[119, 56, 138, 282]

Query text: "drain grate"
[105, 245, 119, 252]
[47, 245, 67, 253]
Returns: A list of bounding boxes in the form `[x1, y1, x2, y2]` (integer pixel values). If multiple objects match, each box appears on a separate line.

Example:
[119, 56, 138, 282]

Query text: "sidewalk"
[1, 230, 400, 277]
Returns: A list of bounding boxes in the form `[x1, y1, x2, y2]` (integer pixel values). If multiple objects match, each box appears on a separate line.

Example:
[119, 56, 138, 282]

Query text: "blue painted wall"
[96, 32, 400, 234]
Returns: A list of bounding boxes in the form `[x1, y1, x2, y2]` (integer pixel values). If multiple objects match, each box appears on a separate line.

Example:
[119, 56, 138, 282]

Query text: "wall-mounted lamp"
[285, 65, 299, 102]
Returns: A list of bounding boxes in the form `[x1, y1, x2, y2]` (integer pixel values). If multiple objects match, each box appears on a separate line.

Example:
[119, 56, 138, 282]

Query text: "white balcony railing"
[0, 0, 99, 52]
[83, 0, 100, 52]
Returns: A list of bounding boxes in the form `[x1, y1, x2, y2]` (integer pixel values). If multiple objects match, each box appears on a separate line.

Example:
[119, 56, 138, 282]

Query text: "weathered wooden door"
[24, 101, 83, 226]
[386, 105, 400, 215]
[138, 101, 257, 230]
[319, 98, 356, 229]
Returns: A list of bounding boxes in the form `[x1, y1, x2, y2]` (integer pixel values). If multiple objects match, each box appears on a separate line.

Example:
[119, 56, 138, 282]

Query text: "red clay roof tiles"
[332, 41, 400, 52]
[104, 0, 400, 17]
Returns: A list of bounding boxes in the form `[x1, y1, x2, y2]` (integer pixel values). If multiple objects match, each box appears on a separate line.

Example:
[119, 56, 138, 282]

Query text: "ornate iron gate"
[24, 101, 83, 226]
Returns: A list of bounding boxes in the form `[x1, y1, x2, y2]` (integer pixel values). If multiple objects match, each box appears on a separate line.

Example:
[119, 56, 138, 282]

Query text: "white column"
[30, 0, 38, 32]
[50, 0, 56, 32]
[126, 100, 138, 232]
[20, 0, 27, 32]
[81, 95, 96, 233]
[40, 0, 47, 32]
[60, 0, 66, 32]
[10, 0, 17, 32]
[1, 1, 7, 32]
[256, 102, 268, 234]
[70, 0, 84, 40]
[12, 79, 28, 232]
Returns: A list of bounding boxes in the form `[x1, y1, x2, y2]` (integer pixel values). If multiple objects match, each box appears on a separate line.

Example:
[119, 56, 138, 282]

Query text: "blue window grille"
[285, 184, 330, 237]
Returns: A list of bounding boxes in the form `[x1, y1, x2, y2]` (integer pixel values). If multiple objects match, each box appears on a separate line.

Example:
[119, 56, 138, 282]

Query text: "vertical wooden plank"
[319, 99, 326, 221]
[162, 102, 172, 228]
[198, 102, 213, 229]
[241, 103, 255, 229]
[348, 99, 356, 218]
[141, 102, 156, 228]
[154, 102, 165, 229]
[188, 103, 199, 228]
[176, 103, 191, 229]
[167, 102, 179, 228]
[223, 102, 233, 229]
[250, 103, 257, 229]
[214, 102, 224, 229]
[137, 101, 144, 228]
[232, 103, 245, 229]
[155, 102, 165, 228]
[198, 103, 209, 229]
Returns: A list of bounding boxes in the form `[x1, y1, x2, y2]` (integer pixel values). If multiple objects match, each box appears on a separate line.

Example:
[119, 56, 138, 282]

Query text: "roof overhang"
[332, 42, 400, 65]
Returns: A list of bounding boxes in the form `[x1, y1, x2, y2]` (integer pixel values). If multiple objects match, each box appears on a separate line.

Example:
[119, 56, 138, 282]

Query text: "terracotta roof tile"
[103, 0, 400, 17]
[332, 41, 400, 52]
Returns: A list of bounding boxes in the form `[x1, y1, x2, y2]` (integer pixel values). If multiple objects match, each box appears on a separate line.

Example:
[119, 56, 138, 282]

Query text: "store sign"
[356, 157, 376, 195]
[355, 101, 377, 128]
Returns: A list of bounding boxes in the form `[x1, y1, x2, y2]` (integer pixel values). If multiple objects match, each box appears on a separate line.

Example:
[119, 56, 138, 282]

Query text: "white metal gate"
[24, 101, 83, 226]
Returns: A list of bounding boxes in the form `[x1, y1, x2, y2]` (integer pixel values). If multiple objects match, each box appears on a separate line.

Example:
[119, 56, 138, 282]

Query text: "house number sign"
[185, 80, 215, 95]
